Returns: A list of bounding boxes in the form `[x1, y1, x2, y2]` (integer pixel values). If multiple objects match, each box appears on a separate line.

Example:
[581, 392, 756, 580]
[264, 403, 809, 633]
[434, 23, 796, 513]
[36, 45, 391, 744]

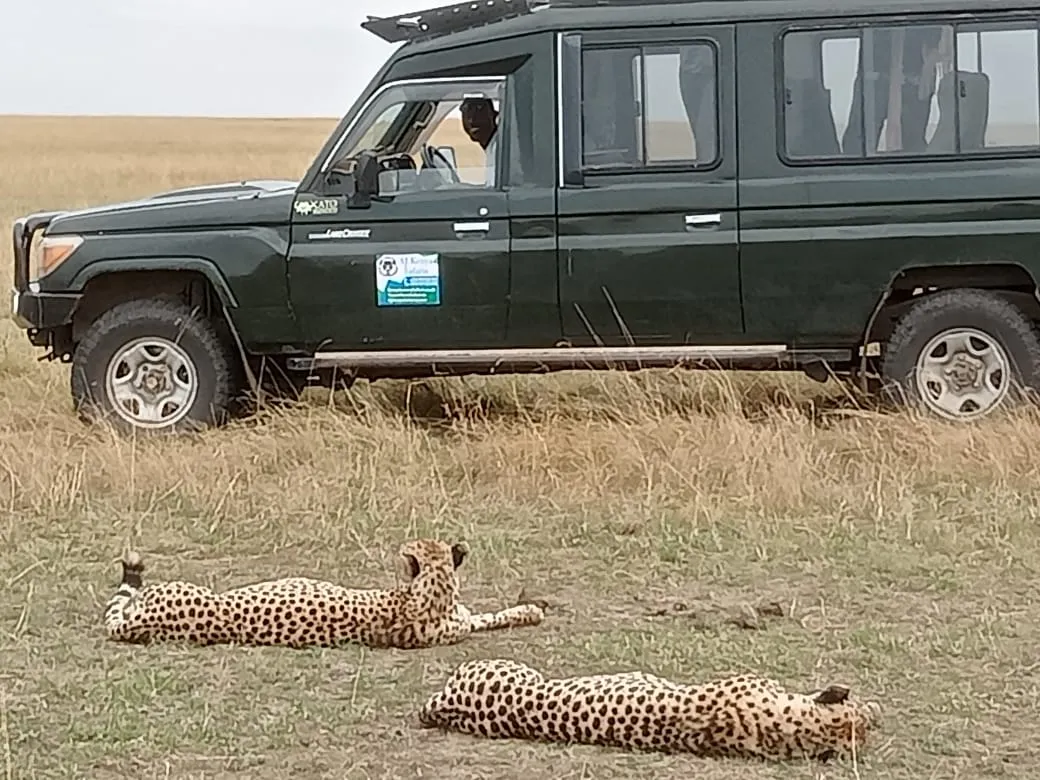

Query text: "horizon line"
[0, 113, 341, 121]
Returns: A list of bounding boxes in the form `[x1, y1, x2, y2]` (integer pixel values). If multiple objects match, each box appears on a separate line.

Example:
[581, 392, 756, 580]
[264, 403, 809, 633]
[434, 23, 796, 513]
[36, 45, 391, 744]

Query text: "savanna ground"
[1, 115, 1039, 780]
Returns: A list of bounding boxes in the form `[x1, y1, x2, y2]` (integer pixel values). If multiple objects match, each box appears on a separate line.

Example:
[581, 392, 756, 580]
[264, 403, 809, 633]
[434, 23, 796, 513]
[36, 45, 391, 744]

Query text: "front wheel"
[880, 288, 1040, 421]
[71, 298, 235, 434]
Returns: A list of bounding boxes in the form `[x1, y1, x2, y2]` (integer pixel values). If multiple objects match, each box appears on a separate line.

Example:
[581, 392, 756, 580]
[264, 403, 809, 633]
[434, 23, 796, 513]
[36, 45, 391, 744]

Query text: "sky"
[1, 0, 1036, 132]
[2, 0, 422, 117]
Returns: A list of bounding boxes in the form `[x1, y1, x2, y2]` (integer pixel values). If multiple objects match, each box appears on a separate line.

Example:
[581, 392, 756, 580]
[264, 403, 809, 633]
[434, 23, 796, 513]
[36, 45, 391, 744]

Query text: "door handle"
[684, 213, 722, 228]
[453, 221, 490, 235]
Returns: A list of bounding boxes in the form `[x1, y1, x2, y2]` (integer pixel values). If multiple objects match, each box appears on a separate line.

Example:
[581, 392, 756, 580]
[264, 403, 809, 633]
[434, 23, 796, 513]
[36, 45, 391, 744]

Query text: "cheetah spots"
[103, 540, 544, 651]
[420, 660, 883, 763]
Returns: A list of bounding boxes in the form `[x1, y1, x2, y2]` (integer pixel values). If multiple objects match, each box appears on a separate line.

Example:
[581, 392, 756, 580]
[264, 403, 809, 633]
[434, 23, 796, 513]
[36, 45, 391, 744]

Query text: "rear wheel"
[880, 288, 1040, 421]
[71, 298, 235, 434]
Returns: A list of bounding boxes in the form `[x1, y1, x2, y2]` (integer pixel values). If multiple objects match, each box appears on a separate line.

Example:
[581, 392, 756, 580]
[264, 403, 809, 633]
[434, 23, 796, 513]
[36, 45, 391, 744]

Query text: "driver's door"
[287, 77, 510, 352]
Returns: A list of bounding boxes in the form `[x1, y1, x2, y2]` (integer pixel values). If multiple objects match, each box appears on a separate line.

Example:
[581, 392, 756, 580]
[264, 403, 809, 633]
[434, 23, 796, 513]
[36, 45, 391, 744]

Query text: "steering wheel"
[421, 144, 461, 185]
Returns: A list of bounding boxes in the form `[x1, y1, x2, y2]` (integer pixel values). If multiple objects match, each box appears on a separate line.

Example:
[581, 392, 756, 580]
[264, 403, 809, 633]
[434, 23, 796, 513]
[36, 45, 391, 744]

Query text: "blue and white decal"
[375, 253, 441, 306]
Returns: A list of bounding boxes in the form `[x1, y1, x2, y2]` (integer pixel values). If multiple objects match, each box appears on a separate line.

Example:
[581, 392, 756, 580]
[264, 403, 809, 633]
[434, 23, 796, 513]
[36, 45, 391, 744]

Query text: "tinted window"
[581, 42, 718, 170]
[782, 19, 1040, 160]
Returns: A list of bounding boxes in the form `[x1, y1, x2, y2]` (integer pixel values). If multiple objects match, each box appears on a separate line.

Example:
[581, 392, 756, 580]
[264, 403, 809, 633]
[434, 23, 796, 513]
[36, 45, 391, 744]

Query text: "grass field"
[2, 115, 1040, 779]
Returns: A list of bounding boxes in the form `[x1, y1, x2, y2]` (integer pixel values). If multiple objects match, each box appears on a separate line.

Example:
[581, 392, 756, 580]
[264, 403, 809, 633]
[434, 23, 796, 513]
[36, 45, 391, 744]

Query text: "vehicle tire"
[880, 287, 1040, 421]
[70, 298, 235, 435]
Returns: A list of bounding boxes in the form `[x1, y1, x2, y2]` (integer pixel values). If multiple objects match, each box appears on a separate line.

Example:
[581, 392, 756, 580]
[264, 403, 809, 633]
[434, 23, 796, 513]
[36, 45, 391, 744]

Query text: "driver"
[459, 97, 499, 186]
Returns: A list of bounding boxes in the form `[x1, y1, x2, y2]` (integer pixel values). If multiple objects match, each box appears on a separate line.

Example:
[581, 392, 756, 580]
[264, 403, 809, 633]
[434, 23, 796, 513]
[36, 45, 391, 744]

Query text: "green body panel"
[41, 181, 297, 234]
[736, 193, 1040, 346]
[506, 211, 562, 348]
[558, 184, 744, 346]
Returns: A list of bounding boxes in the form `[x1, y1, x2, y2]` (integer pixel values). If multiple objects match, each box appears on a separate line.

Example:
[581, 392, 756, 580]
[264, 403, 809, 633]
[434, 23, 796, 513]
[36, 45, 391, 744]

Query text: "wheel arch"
[862, 262, 1040, 351]
[69, 257, 238, 308]
[69, 266, 257, 396]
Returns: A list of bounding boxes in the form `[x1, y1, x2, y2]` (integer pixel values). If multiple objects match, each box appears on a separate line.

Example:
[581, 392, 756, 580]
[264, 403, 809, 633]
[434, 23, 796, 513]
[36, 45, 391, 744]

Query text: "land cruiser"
[11, 0, 1040, 433]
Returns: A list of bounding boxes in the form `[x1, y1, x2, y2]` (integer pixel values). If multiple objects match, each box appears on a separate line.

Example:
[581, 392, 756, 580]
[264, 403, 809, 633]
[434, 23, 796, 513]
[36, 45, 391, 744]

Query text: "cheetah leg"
[466, 603, 544, 633]
[103, 552, 149, 643]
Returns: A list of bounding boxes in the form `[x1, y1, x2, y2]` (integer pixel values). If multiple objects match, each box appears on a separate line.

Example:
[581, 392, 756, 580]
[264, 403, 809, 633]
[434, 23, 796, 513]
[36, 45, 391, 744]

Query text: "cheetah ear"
[404, 554, 421, 579]
[813, 685, 850, 705]
[451, 542, 469, 569]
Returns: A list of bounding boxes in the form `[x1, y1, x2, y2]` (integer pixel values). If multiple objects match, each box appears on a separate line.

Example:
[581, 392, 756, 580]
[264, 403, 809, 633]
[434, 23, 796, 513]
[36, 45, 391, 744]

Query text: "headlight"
[32, 234, 84, 280]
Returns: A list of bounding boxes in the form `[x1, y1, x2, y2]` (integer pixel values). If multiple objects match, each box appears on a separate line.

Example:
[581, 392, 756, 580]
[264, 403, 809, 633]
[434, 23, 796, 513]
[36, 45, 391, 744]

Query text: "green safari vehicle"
[11, 0, 1040, 433]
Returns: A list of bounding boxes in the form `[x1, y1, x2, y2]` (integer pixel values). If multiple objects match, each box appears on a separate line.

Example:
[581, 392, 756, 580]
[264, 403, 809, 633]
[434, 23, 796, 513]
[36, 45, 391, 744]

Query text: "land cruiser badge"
[307, 228, 371, 240]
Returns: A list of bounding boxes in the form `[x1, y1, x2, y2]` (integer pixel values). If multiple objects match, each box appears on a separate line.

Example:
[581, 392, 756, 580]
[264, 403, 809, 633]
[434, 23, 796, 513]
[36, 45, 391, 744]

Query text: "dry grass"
[1, 115, 1039, 780]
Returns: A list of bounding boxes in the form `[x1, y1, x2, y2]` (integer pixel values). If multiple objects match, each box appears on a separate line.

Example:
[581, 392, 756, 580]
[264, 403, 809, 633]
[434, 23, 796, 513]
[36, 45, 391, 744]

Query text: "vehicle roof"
[399, 0, 1040, 56]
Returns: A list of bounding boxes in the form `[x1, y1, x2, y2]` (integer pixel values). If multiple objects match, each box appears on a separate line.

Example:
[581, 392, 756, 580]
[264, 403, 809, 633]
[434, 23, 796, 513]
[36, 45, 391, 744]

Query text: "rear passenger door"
[556, 25, 743, 347]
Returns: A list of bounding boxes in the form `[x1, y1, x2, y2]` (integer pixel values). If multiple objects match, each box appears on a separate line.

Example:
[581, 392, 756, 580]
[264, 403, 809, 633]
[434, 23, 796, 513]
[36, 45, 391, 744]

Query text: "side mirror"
[436, 145, 458, 169]
[348, 151, 381, 209]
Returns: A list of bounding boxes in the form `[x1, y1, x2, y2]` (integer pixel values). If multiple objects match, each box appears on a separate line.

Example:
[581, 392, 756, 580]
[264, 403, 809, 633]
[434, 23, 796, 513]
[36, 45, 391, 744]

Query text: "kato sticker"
[293, 197, 339, 216]
[376, 253, 441, 307]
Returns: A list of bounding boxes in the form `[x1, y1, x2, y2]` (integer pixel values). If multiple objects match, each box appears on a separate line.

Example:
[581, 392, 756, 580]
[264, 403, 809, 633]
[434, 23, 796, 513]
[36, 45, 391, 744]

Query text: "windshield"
[350, 102, 405, 155]
[326, 78, 506, 194]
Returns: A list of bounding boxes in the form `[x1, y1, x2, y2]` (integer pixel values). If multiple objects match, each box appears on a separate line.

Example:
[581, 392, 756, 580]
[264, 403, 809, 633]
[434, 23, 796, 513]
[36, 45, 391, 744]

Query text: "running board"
[283, 345, 852, 379]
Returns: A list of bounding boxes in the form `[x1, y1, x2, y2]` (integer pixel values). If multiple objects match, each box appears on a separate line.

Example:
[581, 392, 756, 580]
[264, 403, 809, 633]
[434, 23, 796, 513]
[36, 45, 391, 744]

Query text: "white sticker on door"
[375, 253, 441, 307]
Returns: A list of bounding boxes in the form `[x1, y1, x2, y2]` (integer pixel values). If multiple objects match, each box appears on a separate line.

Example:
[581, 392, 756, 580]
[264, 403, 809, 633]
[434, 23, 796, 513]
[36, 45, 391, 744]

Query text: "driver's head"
[459, 97, 498, 150]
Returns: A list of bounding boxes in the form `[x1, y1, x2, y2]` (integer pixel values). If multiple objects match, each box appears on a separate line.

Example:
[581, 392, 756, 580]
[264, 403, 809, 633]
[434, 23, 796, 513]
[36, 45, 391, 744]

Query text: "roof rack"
[361, 0, 550, 44]
[549, 0, 713, 5]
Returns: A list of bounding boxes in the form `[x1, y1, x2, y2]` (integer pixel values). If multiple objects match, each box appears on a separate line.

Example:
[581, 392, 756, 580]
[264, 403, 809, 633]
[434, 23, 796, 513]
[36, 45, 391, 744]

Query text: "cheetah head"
[808, 685, 884, 758]
[397, 538, 469, 581]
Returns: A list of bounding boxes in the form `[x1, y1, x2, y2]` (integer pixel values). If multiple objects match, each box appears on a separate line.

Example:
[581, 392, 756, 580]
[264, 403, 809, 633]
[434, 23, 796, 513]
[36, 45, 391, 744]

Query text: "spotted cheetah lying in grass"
[418, 659, 883, 762]
[103, 539, 545, 649]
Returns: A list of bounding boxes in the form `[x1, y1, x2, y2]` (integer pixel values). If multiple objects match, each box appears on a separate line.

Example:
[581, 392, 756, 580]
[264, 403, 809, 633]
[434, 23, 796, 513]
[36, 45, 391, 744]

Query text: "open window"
[323, 78, 506, 196]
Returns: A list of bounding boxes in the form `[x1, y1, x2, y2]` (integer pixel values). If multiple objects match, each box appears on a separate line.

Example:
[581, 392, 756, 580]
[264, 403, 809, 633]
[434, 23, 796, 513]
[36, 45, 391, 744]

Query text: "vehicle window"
[782, 19, 1040, 160]
[581, 41, 718, 170]
[326, 79, 505, 195]
[957, 25, 1040, 149]
[351, 103, 405, 155]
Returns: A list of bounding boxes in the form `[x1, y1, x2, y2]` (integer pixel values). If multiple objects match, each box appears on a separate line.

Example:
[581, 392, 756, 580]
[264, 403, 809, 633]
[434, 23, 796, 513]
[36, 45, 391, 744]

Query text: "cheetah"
[103, 539, 545, 649]
[418, 658, 883, 762]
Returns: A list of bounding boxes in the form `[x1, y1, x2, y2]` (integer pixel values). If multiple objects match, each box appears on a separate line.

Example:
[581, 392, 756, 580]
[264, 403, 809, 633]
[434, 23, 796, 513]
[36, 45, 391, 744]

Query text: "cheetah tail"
[120, 551, 145, 589]
[103, 552, 148, 641]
